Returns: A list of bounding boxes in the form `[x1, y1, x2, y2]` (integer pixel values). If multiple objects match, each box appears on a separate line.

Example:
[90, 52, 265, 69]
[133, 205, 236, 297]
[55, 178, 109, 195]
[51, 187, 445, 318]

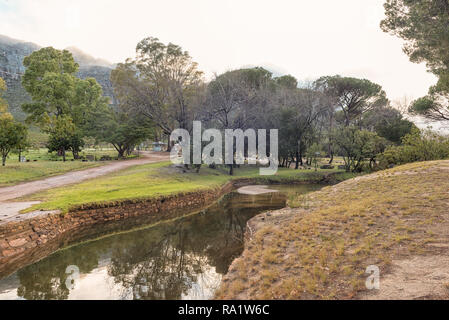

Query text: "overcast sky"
[0, 0, 438, 103]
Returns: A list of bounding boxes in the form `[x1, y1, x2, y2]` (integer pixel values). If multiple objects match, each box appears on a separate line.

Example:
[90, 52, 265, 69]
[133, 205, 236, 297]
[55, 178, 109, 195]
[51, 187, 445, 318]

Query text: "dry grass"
[216, 160, 449, 300]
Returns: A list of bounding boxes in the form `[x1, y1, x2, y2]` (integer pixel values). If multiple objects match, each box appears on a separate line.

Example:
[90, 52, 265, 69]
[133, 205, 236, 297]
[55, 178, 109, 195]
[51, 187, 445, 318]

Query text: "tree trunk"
[295, 151, 299, 169]
[18, 150, 21, 162]
[166, 135, 172, 152]
[2, 155, 6, 166]
[62, 148, 66, 162]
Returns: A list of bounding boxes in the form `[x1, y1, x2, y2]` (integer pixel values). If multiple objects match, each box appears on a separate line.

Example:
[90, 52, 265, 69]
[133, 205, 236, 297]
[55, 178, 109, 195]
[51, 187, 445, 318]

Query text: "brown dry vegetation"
[216, 160, 449, 300]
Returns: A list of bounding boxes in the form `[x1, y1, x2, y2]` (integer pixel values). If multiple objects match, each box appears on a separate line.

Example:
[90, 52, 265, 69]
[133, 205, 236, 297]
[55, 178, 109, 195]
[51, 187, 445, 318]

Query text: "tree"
[22, 47, 109, 158]
[0, 117, 28, 166]
[315, 75, 388, 126]
[0, 80, 28, 166]
[305, 143, 324, 171]
[381, 0, 449, 122]
[273, 86, 330, 169]
[335, 127, 387, 172]
[22, 47, 79, 125]
[203, 67, 273, 175]
[111, 37, 204, 151]
[410, 94, 449, 121]
[90, 107, 154, 158]
[361, 106, 417, 144]
[13, 137, 30, 162]
[46, 116, 81, 162]
[274, 75, 298, 89]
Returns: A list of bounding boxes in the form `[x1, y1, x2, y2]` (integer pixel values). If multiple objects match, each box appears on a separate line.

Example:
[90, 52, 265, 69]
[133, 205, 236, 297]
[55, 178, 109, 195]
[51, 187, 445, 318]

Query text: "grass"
[20, 162, 348, 213]
[215, 160, 449, 300]
[7, 147, 132, 162]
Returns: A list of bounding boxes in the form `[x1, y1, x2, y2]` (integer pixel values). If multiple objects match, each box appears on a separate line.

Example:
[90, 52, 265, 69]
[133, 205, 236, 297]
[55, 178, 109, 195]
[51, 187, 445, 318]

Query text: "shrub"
[377, 128, 449, 168]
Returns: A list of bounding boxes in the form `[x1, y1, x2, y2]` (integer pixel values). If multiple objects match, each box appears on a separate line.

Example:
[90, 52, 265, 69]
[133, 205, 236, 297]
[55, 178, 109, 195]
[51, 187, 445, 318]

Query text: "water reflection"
[0, 184, 321, 300]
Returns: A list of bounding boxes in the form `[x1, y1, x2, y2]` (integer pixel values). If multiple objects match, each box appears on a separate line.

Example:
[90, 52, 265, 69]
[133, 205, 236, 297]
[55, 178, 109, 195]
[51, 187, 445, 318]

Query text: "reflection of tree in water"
[14, 191, 286, 300]
[108, 192, 286, 300]
[16, 241, 102, 300]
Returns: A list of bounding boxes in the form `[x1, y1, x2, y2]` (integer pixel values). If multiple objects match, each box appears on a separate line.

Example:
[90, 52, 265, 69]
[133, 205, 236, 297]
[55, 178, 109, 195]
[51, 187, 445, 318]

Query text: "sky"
[0, 0, 439, 104]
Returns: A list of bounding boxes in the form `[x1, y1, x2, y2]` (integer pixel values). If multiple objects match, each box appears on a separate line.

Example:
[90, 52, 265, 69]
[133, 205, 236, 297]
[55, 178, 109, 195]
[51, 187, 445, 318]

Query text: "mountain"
[0, 34, 116, 120]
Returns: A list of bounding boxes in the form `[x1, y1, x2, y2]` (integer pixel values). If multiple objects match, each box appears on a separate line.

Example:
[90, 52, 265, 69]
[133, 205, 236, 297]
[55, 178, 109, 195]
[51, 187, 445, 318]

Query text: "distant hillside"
[0, 34, 116, 120]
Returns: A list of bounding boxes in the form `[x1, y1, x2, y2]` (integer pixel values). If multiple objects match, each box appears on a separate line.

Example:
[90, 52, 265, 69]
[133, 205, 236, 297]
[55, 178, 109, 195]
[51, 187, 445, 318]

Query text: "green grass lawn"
[22, 162, 350, 213]
[0, 161, 103, 187]
[7, 148, 130, 162]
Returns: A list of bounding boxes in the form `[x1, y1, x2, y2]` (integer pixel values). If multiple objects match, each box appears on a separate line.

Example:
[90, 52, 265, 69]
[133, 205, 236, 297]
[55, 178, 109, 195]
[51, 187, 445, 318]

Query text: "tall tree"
[88, 106, 154, 158]
[22, 47, 79, 125]
[315, 75, 388, 126]
[0, 78, 28, 166]
[46, 116, 82, 162]
[111, 37, 204, 150]
[21, 47, 109, 158]
[381, 0, 449, 122]
[203, 67, 273, 175]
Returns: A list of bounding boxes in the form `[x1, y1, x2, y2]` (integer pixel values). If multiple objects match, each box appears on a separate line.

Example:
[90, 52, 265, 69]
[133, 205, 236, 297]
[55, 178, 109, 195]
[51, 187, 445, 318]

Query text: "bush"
[377, 128, 449, 169]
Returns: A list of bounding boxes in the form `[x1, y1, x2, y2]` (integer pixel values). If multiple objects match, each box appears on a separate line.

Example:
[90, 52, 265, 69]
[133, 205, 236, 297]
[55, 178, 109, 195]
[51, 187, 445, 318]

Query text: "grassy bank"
[216, 160, 449, 299]
[21, 162, 351, 213]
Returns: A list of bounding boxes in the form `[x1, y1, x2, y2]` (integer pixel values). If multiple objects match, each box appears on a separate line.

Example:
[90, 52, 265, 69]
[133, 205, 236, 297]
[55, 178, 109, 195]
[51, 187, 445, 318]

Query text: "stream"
[0, 184, 321, 300]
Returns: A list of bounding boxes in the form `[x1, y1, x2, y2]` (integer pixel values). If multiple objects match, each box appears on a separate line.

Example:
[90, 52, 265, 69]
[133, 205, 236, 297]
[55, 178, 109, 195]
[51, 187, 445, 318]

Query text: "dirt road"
[0, 151, 170, 223]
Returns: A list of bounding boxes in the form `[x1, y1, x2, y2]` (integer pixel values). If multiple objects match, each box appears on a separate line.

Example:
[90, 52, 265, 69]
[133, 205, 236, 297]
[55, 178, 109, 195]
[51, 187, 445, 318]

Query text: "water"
[0, 184, 321, 300]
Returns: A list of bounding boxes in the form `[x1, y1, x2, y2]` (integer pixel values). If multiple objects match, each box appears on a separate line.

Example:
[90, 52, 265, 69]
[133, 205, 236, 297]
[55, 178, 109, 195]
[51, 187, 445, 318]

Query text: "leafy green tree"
[13, 136, 30, 162]
[335, 127, 387, 172]
[46, 116, 82, 162]
[381, 0, 449, 122]
[305, 143, 324, 171]
[88, 106, 154, 158]
[22, 47, 79, 125]
[362, 106, 417, 144]
[315, 75, 388, 126]
[21, 47, 109, 158]
[378, 127, 449, 168]
[410, 95, 449, 121]
[275, 75, 298, 89]
[0, 108, 28, 167]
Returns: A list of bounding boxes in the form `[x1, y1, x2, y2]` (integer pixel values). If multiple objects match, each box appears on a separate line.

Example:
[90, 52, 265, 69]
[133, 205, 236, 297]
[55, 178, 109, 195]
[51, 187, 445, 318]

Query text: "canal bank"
[0, 173, 344, 279]
[0, 184, 323, 299]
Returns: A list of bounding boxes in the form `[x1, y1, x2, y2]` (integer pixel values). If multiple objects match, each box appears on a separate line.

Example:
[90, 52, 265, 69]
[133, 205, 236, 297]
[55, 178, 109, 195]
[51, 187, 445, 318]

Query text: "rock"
[8, 238, 28, 247]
